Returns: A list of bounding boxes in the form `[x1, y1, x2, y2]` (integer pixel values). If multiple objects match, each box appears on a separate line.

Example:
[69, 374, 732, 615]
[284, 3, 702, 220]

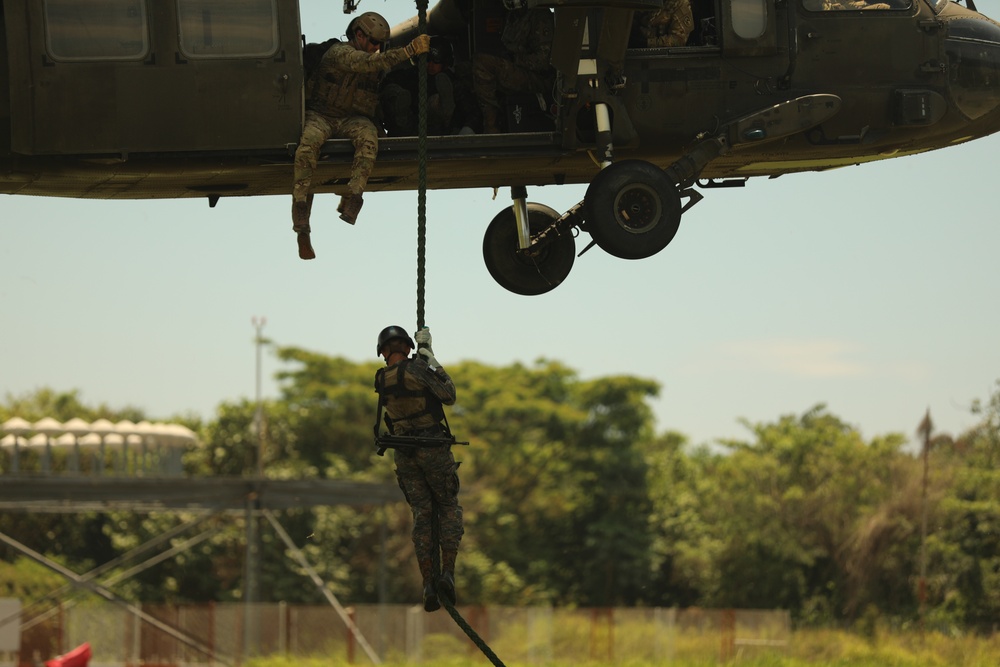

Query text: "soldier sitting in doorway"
[471, 0, 555, 134]
[380, 37, 474, 136]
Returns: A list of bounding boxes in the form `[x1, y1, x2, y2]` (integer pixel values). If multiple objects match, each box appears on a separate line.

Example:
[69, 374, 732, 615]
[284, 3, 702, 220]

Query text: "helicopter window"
[177, 0, 279, 59]
[43, 0, 149, 61]
[801, 0, 912, 10]
[731, 0, 767, 39]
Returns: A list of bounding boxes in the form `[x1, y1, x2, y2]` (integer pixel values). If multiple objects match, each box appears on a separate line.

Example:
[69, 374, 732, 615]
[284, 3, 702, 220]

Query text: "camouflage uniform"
[292, 41, 413, 215]
[637, 0, 695, 48]
[374, 357, 463, 569]
[472, 7, 555, 132]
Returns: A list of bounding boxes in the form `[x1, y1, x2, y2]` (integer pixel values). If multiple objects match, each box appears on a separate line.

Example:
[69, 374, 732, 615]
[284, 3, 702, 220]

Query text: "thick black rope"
[416, 0, 429, 330]
[412, 6, 501, 664]
[430, 511, 505, 665]
[443, 602, 507, 667]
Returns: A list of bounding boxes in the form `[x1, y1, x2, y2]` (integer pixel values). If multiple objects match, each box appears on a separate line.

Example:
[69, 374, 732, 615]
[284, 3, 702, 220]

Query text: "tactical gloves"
[404, 34, 431, 59]
[415, 327, 440, 368]
[414, 327, 433, 353]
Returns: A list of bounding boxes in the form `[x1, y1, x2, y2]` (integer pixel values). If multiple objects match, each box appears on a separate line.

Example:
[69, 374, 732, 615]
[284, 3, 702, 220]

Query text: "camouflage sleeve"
[646, 1, 694, 47]
[324, 43, 412, 75]
[410, 358, 457, 406]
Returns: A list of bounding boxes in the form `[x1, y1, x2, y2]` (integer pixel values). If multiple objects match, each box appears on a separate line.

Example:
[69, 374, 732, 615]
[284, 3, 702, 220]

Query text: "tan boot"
[417, 558, 440, 612]
[438, 550, 457, 607]
[292, 200, 310, 232]
[296, 233, 315, 260]
[337, 194, 364, 225]
[291, 200, 315, 260]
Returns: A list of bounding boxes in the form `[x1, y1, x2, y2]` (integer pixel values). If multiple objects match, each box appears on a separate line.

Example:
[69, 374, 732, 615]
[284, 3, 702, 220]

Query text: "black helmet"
[428, 36, 454, 66]
[377, 325, 414, 356]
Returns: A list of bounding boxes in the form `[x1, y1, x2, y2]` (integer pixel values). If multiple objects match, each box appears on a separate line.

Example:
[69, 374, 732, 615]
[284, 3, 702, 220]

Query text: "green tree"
[700, 406, 912, 621]
[1, 387, 146, 423]
[926, 381, 1000, 632]
[445, 361, 660, 606]
[645, 434, 721, 607]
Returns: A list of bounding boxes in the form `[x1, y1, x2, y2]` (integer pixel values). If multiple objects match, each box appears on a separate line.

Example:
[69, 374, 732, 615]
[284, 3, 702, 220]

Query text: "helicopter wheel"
[483, 203, 576, 296]
[583, 160, 682, 260]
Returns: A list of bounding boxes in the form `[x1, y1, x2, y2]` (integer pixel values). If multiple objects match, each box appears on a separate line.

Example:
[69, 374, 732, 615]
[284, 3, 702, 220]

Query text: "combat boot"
[292, 200, 310, 233]
[291, 200, 315, 260]
[337, 194, 364, 225]
[296, 233, 315, 260]
[417, 558, 440, 612]
[438, 550, 457, 607]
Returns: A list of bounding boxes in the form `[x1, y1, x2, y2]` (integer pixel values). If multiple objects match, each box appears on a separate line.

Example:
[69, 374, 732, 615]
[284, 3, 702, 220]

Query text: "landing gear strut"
[478, 89, 840, 294]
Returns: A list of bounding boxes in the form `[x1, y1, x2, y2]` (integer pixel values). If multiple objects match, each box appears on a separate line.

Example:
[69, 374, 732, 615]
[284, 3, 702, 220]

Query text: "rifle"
[374, 433, 469, 456]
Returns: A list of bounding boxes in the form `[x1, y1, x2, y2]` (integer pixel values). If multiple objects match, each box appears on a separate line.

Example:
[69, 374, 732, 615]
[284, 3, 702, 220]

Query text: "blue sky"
[3, 0, 1000, 450]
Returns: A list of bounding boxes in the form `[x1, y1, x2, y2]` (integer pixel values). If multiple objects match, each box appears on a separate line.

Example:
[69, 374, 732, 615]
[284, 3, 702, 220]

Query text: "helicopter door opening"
[4, 0, 303, 156]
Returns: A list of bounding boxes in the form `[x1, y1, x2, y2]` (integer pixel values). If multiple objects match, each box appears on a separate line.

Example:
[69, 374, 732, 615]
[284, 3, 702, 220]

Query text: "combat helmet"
[428, 36, 454, 66]
[377, 325, 415, 356]
[350, 12, 390, 44]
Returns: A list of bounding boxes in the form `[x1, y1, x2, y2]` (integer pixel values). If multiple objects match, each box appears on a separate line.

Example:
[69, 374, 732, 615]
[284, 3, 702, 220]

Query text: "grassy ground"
[247, 628, 1000, 667]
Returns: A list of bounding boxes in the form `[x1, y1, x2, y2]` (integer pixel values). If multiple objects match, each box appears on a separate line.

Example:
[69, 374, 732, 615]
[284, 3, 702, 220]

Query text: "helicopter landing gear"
[483, 201, 576, 296]
[583, 159, 682, 260]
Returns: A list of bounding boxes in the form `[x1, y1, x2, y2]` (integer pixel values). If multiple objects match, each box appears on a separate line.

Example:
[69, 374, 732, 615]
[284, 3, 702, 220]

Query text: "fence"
[11, 602, 790, 666]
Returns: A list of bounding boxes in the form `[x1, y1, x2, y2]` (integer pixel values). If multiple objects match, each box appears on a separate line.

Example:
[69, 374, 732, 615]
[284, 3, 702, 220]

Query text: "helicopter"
[2, 0, 1000, 295]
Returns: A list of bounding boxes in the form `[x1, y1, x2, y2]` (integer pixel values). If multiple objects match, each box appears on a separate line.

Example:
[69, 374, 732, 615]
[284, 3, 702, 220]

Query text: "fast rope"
[443, 602, 507, 667]
[413, 6, 503, 664]
[427, 522, 505, 666]
[415, 0, 429, 330]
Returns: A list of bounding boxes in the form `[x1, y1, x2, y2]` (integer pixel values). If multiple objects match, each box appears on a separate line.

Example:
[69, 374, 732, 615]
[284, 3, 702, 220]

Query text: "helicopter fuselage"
[2, 0, 999, 199]
[2, 0, 1000, 292]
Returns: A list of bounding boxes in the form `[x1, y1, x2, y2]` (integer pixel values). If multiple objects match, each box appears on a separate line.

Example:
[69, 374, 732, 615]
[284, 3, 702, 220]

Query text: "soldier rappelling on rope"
[374, 325, 464, 612]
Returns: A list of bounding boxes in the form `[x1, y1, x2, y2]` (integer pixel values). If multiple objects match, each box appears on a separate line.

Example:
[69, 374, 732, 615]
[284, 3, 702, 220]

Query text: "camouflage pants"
[394, 443, 463, 562]
[471, 53, 551, 110]
[292, 110, 378, 203]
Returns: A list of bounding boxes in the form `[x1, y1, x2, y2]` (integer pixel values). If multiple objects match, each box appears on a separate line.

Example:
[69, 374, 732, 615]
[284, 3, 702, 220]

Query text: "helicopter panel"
[5, 0, 305, 156]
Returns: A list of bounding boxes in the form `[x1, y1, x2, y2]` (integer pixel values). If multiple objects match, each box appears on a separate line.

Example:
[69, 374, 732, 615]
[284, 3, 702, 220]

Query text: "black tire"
[483, 203, 576, 296]
[583, 160, 682, 260]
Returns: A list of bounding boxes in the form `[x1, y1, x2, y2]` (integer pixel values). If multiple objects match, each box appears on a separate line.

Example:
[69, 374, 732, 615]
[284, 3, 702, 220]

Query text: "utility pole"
[245, 316, 267, 657]
[917, 409, 932, 640]
[252, 316, 267, 477]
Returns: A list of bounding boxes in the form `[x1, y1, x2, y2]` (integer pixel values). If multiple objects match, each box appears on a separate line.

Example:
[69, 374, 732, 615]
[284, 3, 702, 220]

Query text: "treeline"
[1, 349, 998, 633]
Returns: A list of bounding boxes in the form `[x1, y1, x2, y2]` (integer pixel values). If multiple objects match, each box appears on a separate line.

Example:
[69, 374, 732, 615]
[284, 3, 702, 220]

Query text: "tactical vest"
[307, 43, 382, 119]
[376, 359, 445, 434]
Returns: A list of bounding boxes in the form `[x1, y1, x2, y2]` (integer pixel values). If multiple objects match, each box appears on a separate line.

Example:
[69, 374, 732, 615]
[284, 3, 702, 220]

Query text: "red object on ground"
[45, 643, 91, 667]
